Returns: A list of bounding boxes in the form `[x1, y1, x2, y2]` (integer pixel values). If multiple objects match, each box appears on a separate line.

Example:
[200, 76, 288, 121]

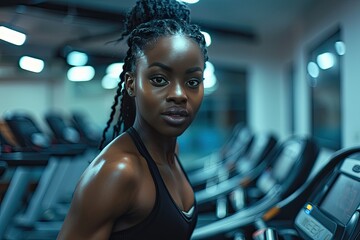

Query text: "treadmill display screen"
[320, 175, 360, 225]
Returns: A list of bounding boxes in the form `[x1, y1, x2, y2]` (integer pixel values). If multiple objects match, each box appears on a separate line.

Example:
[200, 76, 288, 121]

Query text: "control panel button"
[352, 165, 360, 173]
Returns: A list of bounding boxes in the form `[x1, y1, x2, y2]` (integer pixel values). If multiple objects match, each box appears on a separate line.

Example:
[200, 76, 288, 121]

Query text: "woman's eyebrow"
[148, 62, 172, 71]
[186, 67, 203, 74]
[148, 62, 203, 74]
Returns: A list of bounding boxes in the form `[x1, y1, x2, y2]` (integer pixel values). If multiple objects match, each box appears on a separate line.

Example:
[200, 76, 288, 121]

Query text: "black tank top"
[109, 127, 198, 240]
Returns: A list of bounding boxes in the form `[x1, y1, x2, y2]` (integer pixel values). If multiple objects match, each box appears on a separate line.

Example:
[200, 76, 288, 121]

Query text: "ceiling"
[0, 0, 316, 66]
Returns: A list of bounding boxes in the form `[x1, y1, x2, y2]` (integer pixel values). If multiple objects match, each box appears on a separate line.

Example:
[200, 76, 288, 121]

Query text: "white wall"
[0, 79, 51, 127]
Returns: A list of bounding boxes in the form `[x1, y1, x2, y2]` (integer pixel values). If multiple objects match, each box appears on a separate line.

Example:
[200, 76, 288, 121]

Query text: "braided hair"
[99, 0, 208, 149]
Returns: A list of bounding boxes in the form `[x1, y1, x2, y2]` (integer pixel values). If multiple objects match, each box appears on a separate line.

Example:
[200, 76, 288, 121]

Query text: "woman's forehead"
[140, 34, 198, 52]
[138, 35, 204, 64]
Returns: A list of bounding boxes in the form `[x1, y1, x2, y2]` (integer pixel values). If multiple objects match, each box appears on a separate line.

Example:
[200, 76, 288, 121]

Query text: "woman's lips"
[161, 108, 189, 126]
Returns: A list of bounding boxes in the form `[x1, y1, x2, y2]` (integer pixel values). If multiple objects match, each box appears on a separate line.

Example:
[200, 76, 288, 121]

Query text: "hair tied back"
[121, 0, 191, 39]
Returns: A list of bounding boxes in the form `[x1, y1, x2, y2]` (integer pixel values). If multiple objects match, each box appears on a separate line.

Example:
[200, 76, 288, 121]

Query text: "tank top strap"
[126, 127, 161, 177]
[174, 154, 191, 182]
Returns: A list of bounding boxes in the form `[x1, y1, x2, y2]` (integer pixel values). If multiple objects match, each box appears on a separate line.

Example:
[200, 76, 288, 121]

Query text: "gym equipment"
[192, 136, 319, 239]
[44, 111, 82, 145]
[1, 111, 87, 240]
[0, 160, 7, 177]
[44, 111, 97, 208]
[190, 130, 277, 191]
[0, 149, 50, 240]
[71, 111, 102, 148]
[187, 123, 254, 187]
[195, 132, 278, 214]
[0, 134, 8, 177]
[254, 146, 360, 240]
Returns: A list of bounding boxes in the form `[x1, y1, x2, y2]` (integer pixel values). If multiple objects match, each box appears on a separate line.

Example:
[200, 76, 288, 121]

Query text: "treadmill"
[192, 136, 319, 239]
[192, 146, 360, 240]
[2, 111, 87, 240]
[44, 111, 96, 215]
[0, 160, 6, 177]
[252, 146, 360, 240]
[0, 144, 50, 239]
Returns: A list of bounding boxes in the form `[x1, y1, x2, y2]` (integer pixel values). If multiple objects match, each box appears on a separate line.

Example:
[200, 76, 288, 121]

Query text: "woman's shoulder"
[60, 132, 144, 237]
[101, 132, 141, 167]
[75, 132, 143, 207]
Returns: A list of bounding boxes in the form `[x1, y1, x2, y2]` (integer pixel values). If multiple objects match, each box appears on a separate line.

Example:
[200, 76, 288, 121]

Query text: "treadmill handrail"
[192, 187, 282, 239]
[0, 152, 49, 166]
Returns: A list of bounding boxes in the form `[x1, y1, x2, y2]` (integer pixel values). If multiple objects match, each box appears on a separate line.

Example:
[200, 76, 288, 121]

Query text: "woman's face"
[129, 35, 205, 137]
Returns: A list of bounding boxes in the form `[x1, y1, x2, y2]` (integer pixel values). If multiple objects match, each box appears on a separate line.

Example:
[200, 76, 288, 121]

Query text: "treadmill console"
[295, 157, 360, 240]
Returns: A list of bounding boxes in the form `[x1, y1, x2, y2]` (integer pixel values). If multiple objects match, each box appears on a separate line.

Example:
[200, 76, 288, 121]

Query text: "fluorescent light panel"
[0, 26, 26, 46]
[177, 0, 200, 3]
[203, 61, 218, 95]
[307, 62, 319, 78]
[67, 66, 95, 82]
[201, 31, 212, 47]
[101, 74, 119, 89]
[317, 52, 336, 70]
[19, 56, 44, 73]
[67, 51, 88, 66]
[335, 41, 346, 55]
[106, 62, 124, 77]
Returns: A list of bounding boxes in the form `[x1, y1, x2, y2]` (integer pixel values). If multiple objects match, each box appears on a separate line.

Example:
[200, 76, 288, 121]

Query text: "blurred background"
[1, 0, 359, 164]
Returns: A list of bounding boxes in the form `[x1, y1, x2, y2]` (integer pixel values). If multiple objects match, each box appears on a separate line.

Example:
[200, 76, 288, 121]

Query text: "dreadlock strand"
[99, 84, 121, 149]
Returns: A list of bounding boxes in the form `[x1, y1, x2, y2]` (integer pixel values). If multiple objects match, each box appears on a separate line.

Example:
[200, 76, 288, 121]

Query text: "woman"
[57, 0, 208, 239]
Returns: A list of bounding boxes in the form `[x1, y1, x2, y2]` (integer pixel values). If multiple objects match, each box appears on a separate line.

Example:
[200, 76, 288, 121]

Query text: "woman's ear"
[125, 72, 135, 97]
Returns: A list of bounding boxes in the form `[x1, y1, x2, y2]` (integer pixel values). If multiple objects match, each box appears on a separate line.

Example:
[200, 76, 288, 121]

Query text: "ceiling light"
[201, 31, 212, 47]
[204, 62, 216, 88]
[101, 74, 120, 89]
[317, 52, 336, 70]
[335, 41, 346, 55]
[67, 66, 95, 82]
[204, 74, 217, 89]
[66, 51, 88, 66]
[0, 26, 26, 46]
[19, 56, 44, 73]
[101, 62, 124, 89]
[204, 61, 218, 95]
[177, 0, 200, 4]
[106, 62, 124, 77]
[307, 61, 319, 78]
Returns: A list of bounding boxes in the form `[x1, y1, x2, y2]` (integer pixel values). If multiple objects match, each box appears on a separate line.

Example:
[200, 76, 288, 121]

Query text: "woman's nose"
[166, 83, 188, 104]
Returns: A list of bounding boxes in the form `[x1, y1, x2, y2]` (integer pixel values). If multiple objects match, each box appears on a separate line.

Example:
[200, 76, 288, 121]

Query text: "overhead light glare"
[19, 56, 44, 73]
[201, 31, 212, 47]
[203, 61, 218, 95]
[204, 62, 216, 89]
[101, 74, 120, 89]
[106, 62, 124, 77]
[67, 66, 95, 82]
[335, 41, 346, 55]
[67, 51, 88, 66]
[307, 61, 319, 78]
[0, 26, 26, 46]
[177, 0, 200, 4]
[317, 52, 336, 70]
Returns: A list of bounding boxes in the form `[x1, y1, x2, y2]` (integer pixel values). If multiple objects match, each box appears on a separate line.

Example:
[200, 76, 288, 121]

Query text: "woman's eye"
[150, 76, 168, 86]
[186, 79, 201, 88]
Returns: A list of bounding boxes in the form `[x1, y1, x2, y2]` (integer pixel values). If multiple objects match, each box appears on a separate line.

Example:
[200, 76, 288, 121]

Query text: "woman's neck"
[132, 123, 178, 166]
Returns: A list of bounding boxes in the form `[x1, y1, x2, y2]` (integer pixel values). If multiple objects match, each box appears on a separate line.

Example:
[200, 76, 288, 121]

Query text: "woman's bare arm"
[57, 153, 140, 240]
